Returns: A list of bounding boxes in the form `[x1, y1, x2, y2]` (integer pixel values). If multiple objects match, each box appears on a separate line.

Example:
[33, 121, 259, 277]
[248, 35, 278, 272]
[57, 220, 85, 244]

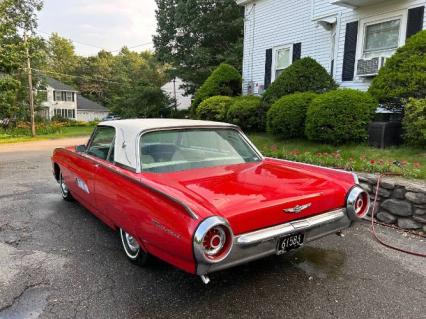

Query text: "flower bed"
[249, 133, 426, 179]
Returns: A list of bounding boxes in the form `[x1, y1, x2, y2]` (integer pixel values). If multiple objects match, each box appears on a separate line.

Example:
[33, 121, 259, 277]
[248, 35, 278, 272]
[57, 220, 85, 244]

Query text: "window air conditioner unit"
[356, 57, 387, 77]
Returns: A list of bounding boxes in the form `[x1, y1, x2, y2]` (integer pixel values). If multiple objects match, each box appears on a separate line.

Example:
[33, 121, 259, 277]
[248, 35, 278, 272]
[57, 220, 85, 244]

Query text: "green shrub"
[227, 96, 263, 131]
[369, 30, 426, 110]
[403, 98, 426, 146]
[305, 89, 377, 144]
[192, 63, 241, 111]
[196, 96, 233, 121]
[267, 92, 317, 138]
[262, 57, 337, 106]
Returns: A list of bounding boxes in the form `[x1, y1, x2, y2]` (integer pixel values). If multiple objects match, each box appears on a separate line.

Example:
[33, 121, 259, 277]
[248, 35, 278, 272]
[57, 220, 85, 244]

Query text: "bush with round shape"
[192, 63, 242, 111]
[305, 89, 377, 144]
[227, 96, 263, 131]
[267, 92, 317, 138]
[196, 96, 233, 121]
[262, 57, 337, 107]
[369, 30, 426, 111]
[403, 98, 426, 146]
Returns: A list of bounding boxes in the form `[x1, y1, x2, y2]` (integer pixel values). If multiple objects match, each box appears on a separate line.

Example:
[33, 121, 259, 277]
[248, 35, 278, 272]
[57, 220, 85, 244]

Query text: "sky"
[37, 0, 157, 56]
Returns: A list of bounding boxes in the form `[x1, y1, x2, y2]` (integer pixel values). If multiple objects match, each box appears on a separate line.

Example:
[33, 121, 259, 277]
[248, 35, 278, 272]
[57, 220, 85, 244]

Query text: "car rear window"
[140, 128, 261, 173]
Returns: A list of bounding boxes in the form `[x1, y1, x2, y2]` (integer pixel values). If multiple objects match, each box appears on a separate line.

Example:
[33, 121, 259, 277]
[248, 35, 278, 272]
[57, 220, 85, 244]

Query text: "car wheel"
[119, 228, 149, 266]
[59, 172, 73, 201]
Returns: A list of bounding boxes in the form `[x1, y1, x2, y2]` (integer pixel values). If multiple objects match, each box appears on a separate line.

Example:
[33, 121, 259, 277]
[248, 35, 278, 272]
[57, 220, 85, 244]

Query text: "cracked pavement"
[0, 139, 425, 318]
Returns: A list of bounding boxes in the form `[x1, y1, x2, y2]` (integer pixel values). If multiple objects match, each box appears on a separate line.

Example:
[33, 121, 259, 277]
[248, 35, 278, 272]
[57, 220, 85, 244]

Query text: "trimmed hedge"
[196, 96, 233, 121]
[305, 89, 377, 144]
[262, 57, 337, 106]
[192, 63, 242, 111]
[369, 30, 426, 111]
[403, 98, 426, 146]
[267, 92, 317, 138]
[227, 96, 263, 131]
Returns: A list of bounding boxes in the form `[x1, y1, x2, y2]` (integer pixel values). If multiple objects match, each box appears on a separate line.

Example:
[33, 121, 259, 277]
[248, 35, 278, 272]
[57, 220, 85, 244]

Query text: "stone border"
[357, 173, 426, 233]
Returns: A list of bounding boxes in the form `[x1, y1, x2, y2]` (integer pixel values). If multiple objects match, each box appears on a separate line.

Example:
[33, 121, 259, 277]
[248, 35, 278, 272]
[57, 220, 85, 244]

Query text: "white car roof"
[97, 118, 238, 171]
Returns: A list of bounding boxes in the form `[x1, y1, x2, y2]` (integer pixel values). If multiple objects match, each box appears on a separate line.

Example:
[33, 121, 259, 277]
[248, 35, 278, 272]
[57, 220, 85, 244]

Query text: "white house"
[237, 0, 425, 94]
[40, 78, 109, 122]
[161, 77, 192, 110]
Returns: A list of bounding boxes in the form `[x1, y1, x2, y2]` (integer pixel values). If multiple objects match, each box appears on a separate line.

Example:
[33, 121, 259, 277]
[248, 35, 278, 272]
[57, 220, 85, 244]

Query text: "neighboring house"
[40, 78, 109, 122]
[161, 77, 192, 110]
[237, 0, 425, 94]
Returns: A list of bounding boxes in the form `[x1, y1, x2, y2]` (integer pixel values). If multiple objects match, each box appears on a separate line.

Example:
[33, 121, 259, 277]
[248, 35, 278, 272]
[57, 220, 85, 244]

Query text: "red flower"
[370, 160, 375, 165]
[379, 159, 384, 165]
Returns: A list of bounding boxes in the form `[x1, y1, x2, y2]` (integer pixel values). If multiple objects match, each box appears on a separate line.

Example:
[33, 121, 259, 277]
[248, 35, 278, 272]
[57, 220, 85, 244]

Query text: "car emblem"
[283, 203, 312, 214]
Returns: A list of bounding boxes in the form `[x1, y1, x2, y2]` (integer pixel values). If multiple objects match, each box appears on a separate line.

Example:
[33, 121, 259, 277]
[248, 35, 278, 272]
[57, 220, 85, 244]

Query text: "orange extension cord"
[370, 173, 426, 258]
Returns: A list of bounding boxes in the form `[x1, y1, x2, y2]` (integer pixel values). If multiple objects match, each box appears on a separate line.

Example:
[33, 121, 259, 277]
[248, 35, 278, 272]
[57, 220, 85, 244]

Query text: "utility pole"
[24, 34, 36, 137]
[173, 77, 177, 112]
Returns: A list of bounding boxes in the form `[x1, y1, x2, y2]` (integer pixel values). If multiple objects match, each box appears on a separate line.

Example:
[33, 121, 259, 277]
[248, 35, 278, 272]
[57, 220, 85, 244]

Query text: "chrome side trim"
[270, 157, 357, 180]
[236, 209, 346, 246]
[56, 148, 199, 220]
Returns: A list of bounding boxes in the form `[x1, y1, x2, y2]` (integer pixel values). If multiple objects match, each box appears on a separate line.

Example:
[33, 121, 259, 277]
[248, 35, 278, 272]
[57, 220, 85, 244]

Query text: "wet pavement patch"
[0, 286, 49, 319]
[290, 246, 345, 279]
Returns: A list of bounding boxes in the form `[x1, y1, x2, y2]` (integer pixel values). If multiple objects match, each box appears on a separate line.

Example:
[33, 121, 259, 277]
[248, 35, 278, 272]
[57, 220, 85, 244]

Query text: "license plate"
[276, 233, 304, 255]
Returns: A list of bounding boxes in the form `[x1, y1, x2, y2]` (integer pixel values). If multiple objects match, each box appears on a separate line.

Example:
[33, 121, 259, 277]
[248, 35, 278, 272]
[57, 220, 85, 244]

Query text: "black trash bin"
[368, 108, 403, 149]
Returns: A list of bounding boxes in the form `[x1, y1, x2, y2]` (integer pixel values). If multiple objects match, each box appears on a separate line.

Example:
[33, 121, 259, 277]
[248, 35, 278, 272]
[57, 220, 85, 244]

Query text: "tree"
[368, 30, 426, 111]
[0, 75, 21, 121]
[262, 57, 337, 107]
[110, 81, 172, 119]
[153, 0, 243, 94]
[0, 0, 44, 130]
[192, 63, 241, 110]
[0, 0, 43, 73]
[45, 33, 80, 84]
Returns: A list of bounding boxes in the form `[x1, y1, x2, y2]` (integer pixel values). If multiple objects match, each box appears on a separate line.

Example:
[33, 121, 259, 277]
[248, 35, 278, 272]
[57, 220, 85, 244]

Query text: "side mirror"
[75, 144, 87, 153]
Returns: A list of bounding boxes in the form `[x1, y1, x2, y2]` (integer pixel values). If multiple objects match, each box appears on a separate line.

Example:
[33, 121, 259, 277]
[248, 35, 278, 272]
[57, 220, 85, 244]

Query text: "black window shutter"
[406, 6, 424, 39]
[292, 43, 301, 62]
[342, 21, 359, 82]
[264, 48, 273, 89]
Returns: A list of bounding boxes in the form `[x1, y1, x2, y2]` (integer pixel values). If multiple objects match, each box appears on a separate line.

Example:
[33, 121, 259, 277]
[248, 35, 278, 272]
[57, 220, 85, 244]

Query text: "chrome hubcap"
[125, 233, 140, 252]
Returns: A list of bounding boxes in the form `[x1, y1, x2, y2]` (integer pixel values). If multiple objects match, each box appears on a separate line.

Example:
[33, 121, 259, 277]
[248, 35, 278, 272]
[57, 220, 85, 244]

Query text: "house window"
[273, 45, 292, 80]
[66, 92, 74, 102]
[364, 19, 401, 53]
[53, 91, 74, 102]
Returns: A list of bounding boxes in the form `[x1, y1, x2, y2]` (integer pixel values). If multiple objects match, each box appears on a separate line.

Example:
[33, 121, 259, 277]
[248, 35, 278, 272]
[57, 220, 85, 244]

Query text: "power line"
[110, 41, 153, 52]
[30, 68, 123, 85]
[37, 30, 153, 53]
[37, 30, 106, 50]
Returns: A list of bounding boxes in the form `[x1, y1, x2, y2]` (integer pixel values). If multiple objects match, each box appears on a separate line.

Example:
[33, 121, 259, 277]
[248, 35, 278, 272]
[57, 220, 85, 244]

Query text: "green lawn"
[0, 126, 94, 144]
[248, 133, 426, 180]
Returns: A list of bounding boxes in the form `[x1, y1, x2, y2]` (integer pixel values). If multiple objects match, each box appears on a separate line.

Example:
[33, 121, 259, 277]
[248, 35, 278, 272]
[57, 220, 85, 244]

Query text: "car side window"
[87, 126, 115, 161]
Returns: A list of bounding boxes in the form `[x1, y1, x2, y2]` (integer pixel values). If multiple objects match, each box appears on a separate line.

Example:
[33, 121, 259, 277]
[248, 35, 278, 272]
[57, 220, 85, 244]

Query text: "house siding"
[241, 0, 426, 95]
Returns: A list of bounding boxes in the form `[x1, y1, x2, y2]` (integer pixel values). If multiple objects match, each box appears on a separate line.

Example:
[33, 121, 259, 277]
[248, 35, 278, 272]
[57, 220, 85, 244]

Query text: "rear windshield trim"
[136, 127, 263, 174]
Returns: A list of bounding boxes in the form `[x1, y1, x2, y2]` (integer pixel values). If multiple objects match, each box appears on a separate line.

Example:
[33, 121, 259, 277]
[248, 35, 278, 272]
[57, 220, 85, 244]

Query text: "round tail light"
[194, 217, 233, 264]
[346, 186, 370, 221]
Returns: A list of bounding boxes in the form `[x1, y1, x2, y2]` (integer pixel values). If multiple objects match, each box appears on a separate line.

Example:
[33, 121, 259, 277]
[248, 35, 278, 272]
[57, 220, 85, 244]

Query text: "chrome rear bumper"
[196, 208, 351, 275]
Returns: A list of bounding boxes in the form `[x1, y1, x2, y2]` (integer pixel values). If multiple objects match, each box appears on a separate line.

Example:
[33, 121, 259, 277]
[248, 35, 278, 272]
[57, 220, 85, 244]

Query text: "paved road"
[0, 140, 425, 319]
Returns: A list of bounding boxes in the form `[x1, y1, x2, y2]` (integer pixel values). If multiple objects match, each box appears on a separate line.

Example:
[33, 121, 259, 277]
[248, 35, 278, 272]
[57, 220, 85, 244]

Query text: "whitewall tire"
[119, 228, 149, 266]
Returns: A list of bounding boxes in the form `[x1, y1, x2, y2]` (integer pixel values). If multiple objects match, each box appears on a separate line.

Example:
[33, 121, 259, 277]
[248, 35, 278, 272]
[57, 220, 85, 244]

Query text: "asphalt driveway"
[0, 139, 425, 319]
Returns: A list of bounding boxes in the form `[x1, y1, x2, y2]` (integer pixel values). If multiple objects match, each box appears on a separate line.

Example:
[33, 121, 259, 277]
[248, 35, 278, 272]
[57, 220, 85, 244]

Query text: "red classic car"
[51, 119, 369, 284]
